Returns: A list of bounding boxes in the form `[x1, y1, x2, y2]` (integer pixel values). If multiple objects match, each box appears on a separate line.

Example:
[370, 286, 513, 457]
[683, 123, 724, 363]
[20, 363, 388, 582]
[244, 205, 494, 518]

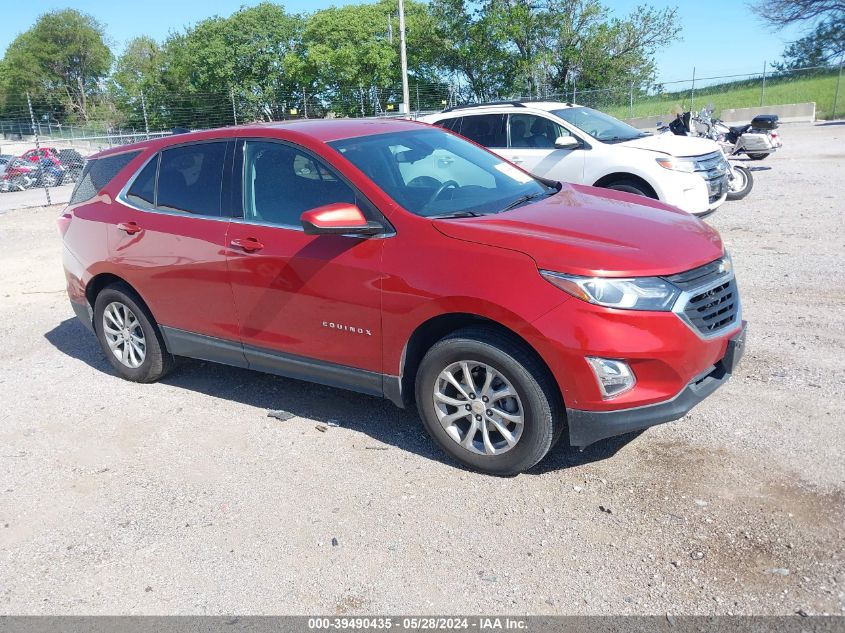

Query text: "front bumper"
[566, 321, 746, 447]
[660, 170, 726, 216]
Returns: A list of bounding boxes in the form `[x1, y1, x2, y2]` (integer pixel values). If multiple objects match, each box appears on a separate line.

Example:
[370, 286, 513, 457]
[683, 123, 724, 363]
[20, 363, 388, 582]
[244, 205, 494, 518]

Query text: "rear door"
[502, 113, 585, 183]
[225, 139, 385, 376]
[109, 140, 241, 345]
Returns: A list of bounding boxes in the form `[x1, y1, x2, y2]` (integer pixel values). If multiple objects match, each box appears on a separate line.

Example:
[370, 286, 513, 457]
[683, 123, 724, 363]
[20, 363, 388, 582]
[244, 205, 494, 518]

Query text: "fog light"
[586, 357, 636, 399]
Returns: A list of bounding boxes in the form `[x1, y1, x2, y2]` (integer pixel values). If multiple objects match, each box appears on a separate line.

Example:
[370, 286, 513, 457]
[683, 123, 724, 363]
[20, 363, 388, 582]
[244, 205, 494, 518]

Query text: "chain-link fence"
[1, 63, 842, 210]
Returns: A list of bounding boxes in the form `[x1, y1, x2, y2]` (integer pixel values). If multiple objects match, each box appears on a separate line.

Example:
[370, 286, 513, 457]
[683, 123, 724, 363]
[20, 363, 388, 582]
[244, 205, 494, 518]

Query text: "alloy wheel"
[433, 360, 524, 455]
[102, 301, 146, 368]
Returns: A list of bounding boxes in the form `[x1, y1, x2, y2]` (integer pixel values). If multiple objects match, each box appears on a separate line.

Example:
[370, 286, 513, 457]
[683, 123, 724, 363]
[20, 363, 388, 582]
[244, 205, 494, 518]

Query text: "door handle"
[117, 221, 141, 235]
[230, 237, 264, 252]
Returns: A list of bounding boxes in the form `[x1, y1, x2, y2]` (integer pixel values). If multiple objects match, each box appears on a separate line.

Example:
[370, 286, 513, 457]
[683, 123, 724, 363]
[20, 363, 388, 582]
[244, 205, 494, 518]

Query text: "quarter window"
[156, 142, 226, 216]
[70, 151, 140, 205]
[243, 141, 355, 227]
[126, 156, 158, 207]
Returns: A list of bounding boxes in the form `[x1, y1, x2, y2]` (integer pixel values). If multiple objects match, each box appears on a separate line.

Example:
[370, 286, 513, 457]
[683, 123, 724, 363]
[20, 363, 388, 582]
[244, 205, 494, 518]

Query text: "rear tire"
[604, 179, 655, 198]
[746, 152, 769, 161]
[415, 326, 562, 475]
[726, 165, 753, 201]
[93, 284, 174, 383]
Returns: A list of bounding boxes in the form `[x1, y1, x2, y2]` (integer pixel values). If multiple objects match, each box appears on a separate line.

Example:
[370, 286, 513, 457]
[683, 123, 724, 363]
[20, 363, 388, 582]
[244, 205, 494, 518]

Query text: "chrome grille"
[665, 257, 741, 338]
[683, 278, 739, 335]
[687, 150, 729, 203]
[664, 258, 726, 290]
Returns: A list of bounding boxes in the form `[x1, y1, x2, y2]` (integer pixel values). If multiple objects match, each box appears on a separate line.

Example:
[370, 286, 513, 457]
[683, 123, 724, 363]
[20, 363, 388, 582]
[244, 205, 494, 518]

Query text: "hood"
[620, 133, 720, 157]
[432, 184, 724, 277]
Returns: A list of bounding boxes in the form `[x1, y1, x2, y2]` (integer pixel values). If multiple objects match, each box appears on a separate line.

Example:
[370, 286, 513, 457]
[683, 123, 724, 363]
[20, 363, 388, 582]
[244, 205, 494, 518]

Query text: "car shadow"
[44, 317, 640, 475]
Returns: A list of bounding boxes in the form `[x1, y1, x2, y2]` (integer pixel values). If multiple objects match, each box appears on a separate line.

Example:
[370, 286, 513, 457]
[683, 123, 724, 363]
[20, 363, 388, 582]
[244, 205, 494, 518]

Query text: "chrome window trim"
[671, 272, 742, 340]
[229, 216, 395, 239]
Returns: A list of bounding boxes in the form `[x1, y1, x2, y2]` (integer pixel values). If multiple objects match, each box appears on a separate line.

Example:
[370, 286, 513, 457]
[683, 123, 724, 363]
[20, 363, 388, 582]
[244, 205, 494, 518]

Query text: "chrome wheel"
[729, 167, 747, 192]
[433, 360, 524, 455]
[102, 301, 146, 368]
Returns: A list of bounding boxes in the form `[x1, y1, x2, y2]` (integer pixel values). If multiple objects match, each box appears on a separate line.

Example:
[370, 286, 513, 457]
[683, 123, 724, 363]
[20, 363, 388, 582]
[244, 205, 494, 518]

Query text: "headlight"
[655, 156, 697, 173]
[540, 271, 680, 311]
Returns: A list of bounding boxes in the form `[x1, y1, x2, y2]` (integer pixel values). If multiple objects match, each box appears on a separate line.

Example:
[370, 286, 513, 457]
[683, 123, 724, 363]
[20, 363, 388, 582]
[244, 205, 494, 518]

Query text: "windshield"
[553, 107, 646, 143]
[329, 128, 550, 217]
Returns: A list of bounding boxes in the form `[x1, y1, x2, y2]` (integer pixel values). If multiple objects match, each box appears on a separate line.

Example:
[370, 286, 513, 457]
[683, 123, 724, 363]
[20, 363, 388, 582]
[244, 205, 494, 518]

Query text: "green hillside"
[601, 69, 842, 121]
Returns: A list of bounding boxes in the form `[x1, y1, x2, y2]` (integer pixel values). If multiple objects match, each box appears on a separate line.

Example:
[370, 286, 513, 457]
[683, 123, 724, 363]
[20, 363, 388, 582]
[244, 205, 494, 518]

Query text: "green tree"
[110, 37, 166, 128]
[773, 16, 844, 69]
[160, 2, 303, 124]
[0, 9, 112, 122]
[429, 0, 680, 102]
[301, 0, 442, 115]
[430, 0, 517, 100]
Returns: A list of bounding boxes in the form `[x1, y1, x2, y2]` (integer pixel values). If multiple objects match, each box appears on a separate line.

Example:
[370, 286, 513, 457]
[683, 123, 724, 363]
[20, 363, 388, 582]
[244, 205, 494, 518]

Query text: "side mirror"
[300, 203, 383, 236]
[554, 136, 580, 150]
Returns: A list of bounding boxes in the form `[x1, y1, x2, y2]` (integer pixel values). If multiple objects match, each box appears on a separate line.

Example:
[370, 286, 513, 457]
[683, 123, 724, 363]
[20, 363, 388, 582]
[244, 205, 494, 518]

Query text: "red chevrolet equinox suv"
[60, 119, 746, 475]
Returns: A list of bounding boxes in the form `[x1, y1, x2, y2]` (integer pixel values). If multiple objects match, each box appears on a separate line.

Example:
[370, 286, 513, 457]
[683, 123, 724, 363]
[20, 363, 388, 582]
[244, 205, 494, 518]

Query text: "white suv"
[421, 101, 729, 216]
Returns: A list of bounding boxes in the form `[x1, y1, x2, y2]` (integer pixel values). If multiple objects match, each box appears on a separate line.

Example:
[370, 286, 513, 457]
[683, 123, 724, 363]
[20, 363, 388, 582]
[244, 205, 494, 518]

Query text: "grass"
[600, 69, 843, 121]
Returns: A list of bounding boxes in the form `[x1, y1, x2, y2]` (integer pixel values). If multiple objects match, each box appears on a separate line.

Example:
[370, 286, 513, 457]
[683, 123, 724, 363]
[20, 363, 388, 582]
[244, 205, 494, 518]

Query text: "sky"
[0, 0, 808, 83]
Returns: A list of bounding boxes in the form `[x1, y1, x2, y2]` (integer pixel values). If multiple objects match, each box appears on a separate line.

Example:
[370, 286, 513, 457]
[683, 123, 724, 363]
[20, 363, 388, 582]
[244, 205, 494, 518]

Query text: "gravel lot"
[0, 121, 843, 616]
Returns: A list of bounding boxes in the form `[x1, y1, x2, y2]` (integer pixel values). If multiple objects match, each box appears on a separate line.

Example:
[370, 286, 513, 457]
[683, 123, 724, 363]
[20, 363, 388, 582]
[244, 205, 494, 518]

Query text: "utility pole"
[690, 66, 696, 111]
[26, 92, 51, 206]
[230, 89, 238, 125]
[140, 91, 150, 140]
[833, 56, 844, 120]
[760, 61, 767, 107]
[398, 0, 410, 115]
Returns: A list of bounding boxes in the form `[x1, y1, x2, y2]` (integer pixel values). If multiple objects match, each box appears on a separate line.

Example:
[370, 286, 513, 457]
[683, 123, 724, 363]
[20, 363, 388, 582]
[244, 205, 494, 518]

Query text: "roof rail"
[442, 101, 526, 113]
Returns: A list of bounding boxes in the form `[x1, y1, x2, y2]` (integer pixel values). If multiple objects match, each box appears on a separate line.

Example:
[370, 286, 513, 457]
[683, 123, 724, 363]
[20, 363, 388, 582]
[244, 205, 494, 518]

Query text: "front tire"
[726, 164, 753, 201]
[415, 327, 561, 475]
[604, 179, 655, 198]
[94, 284, 174, 383]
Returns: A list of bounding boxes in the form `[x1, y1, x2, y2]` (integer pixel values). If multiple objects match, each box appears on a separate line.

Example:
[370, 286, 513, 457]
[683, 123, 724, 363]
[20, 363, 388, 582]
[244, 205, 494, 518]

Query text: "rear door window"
[156, 142, 227, 216]
[435, 117, 462, 133]
[458, 114, 506, 148]
[70, 151, 141, 204]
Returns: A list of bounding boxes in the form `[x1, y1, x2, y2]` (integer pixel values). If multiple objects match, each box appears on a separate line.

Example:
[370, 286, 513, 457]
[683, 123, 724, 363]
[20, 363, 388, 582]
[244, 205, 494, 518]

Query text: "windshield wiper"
[603, 134, 647, 144]
[427, 210, 484, 219]
[501, 191, 549, 212]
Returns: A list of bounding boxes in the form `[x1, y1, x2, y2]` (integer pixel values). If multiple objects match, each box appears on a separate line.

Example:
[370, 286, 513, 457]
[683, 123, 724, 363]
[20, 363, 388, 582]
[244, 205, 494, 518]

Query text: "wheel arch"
[397, 312, 562, 411]
[85, 272, 148, 313]
[592, 172, 659, 199]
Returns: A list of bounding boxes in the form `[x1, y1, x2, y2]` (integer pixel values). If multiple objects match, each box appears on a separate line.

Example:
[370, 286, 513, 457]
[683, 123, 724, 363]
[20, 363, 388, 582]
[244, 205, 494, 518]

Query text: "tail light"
[57, 212, 73, 237]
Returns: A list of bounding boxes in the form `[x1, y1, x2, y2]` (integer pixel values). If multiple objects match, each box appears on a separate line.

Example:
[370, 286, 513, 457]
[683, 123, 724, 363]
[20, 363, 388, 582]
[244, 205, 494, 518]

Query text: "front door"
[225, 140, 385, 377]
[500, 113, 585, 183]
